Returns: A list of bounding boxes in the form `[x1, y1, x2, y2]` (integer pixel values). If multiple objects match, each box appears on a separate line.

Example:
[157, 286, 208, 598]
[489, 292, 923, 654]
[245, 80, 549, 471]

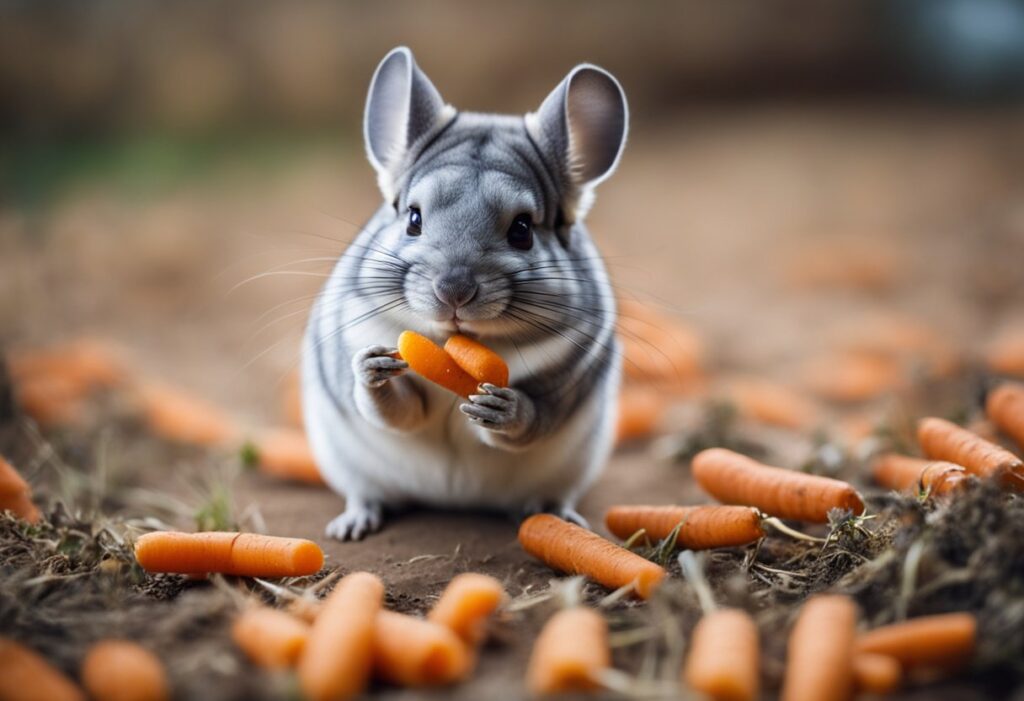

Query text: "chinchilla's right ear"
[363, 47, 455, 203]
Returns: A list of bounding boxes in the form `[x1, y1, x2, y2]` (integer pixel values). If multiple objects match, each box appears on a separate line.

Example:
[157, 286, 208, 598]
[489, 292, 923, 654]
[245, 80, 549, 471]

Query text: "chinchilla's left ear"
[526, 64, 628, 222]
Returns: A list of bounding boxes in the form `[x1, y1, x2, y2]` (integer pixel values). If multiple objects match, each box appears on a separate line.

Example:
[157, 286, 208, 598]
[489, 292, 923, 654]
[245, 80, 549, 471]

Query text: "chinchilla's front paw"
[459, 383, 531, 436]
[352, 345, 408, 388]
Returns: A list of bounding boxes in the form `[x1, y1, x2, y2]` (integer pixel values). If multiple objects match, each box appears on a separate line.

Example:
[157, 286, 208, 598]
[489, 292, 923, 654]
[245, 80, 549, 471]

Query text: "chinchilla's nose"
[433, 266, 478, 309]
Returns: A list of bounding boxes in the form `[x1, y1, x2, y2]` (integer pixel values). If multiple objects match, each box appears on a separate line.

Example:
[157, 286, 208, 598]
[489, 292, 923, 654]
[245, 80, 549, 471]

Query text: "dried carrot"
[692, 448, 865, 523]
[232, 607, 310, 670]
[250, 428, 324, 485]
[0, 637, 85, 701]
[616, 386, 667, 443]
[443, 335, 509, 388]
[987, 382, 1024, 451]
[526, 607, 610, 694]
[605, 505, 763, 550]
[372, 610, 472, 687]
[855, 612, 976, 670]
[918, 417, 1023, 490]
[871, 454, 967, 497]
[618, 299, 703, 389]
[81, 640, 169, 701]
[397, 331, 479, 397]
[723, 378, 818, 430]
[852, 653, 902, 694]
[781, 595, 858, 701]
[427, 573, 507, 646]
[299, 572, 384, 701]
[134, 531, 324, 577]
[683, 608, 760, 701]
[0, 455, 40, 523]
[518, 514, 666, 599]
[137, 383, 240, 448]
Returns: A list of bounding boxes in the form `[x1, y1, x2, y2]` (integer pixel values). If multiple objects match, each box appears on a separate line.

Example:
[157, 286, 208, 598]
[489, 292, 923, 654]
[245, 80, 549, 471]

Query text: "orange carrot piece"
[299, 572, 384, 701]
[618, 299, 703, 389]
[987, 382, 1024, 451]
[8, 338, 126, 392]
[802, 352, 905, 403]
[985, 329, 1024, 377]
[443, 335, 509, 388]
[372, 610, 472, 687]
[427, 573, 507, 646]
[134, 531, 323, 577]
[518, 514, 666, 599]
[232, 607, 310, 669]
[616, 386, 667, 443]
[526, 607, 610, 694]
[723, 378, 818, 430]
[0, 637, 85, 701]
[14, 375, 88, 428]
[81, 640, 169, 701]
[781, 595, 858, 701]
[852, 653, 902, 695]
[605, 505, 763, 550]
[397, 331, 479, 398]
[855, 613, 976, 670]
[918, 417, 1023, 490]
[871, 454, 967, 497]
[0, 456, 41, 523]
[692, 448, 865, 523]
[137, 383, 240, 448]
[251, 428, 324, 485]
[683, 608, 759, 701]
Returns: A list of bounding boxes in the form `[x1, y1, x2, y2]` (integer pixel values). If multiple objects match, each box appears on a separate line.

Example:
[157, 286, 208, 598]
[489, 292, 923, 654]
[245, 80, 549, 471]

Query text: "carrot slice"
[0, 637, 85, 701]
[373, 610, 472, 687]
[250, 428, 324, 485]
[918, 417, 1023, 490]
[443, 335, 508, 388]
[692, 448, 865, 523]
[81, 640, 169, 701]
[526, 607, 609, 694]
[853, 653, 902, 694]
[683, 608, 760, 701]
[871, 454, 967, 497]
[855, 613, 976, 670]
[987, 382, 1024, 451]
[616, 386, 667, 444]
[134, 531, 323, 577]
[232, 607, 310, 669]
[137, 383, 240, 448]
[427, 573, 507, 646]
[605, 505, 763, 550]
[518, 514, 666, 599]
[781, 595, 858, 701]
[397, 331, 479, 398]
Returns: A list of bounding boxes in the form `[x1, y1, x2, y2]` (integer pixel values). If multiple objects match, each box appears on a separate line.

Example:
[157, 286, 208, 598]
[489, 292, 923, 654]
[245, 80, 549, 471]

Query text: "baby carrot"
[526, 607, 610, 694]
[781, 595, 858, 701]
[250, 428, 324, 485]
[0, 456, 40, 523]
[855, 612, 976, 670]
[605, 505, 763, 550]
[232, 607, 310, 670]
[683, 608, 760, 701]
[871, 454, 967, 497]
[373, 610, 472, 687]
[692, 448, 865, 523]
[137, 383, 240, 448]
[0, 638, 85, 701]
[134, 531, 324, 577]
[615, 386, 667, 444]
[519, 514, 667, 599]
[918, 417, 1023, 490]
[987, 382, 1024, 451]
[852, 653, 902, 695]
[397, 330, 479, 398]
[81, 640, 169, 701]
[444, 335, 509, 388]
[299, 572, 384, 701]
[427, 572, 507, 646]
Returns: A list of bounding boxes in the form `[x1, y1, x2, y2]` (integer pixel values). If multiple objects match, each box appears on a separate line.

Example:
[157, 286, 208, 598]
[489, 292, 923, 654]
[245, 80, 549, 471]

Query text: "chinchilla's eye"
[407, 207, 422, 236]
[507, 214, 533, 251]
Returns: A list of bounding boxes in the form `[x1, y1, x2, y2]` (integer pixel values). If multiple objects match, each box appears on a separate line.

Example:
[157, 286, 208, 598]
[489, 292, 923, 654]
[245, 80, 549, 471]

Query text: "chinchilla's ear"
[526, 64, 628, 222]
[364, 47, 455, 201]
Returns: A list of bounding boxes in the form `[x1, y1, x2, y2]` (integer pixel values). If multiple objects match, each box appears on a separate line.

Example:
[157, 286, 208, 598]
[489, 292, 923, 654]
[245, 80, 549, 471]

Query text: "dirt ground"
[2, 103, 1024, 699]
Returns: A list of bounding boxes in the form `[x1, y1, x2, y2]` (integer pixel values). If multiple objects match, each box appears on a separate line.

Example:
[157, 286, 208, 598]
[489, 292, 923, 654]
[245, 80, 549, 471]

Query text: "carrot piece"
[427, 573, 507, 646]
[134, 531, 324, 577]
[692, 448, 865, 523]
[987, 382, 1024, 451]
[802, 351, 905, 403]
[8, 338, 126, 392]
[605, 505, 763, 550]
[397, 331, 479, 398]
[918, 417, 1023, 490]
[372, 610, 472, 687]
[683, 608, 760, 701]
[250, 428, 324, 485]
[299, 572, 384, 701]
[81, 640, 169, 701]
[526, 607, 610, 694]
[781, 595, 858, 701]
[855, 612, 976, 670]
[232, 607, 310, 669]
[14, 375, 88, 428]
[852, 653, 902, 694]
[0, 637, 86, 701]
[518, 514, 666, 599]
[871, 454, 967, 497]
[0, 455, 40, 523]
[723, 378, 819, 430]
[137, 383, 240, 447]
[616, 386, 667, 443]
[443, 335, 509, 388]
[985, 329, 1024, 377]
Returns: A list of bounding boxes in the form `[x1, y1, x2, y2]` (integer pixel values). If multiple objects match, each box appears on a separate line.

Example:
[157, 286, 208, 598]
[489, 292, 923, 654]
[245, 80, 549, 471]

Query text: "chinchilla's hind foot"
[325, 500, 384, 541]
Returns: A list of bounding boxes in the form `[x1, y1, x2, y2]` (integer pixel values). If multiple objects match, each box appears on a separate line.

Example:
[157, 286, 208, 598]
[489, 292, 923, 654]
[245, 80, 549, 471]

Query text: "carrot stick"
[232, 607, 310, 669]
[0, 637, 85, 701]
[443, 335, 509, 388]
[299, 571, 384, 701]
[81, 640, 169, 701]
[855, 612, 976, 670]
[526, 607, 610, 694]
[137, 383, 240, 448]
[781, 595, 858, 701]
[615, 386, 667, 444]
[918, 417, 1023, 490]
[852, 653, 902, 694]
[134, 531, 324, 577]
[692, 448, 865, 523]
[397, 331, 479, 397]
[427, 573, 507, 646]
[683, 608, 760, 701]
[605, 505, 763, 550]
[250, 428, 324, 485]
[870, 454, 967, 497]
[372, 610, 472, 687]
[987, 382, 1024, 451]
[0, 456, 40, 523]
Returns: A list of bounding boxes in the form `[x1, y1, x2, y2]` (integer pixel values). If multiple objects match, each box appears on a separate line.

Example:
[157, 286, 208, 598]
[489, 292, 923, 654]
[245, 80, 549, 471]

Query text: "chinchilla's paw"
[325, 501, 383, 541]
[460, 384, 527, 434]
[352, 345, 407, 388]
